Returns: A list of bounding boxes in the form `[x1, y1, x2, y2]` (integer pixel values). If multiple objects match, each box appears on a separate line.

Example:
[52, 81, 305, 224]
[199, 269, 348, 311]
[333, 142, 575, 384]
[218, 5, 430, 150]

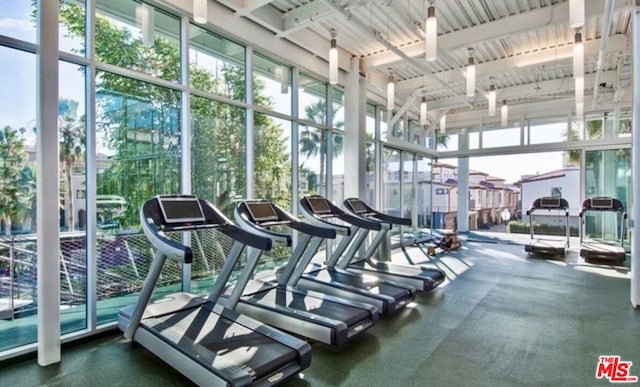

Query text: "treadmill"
[321, 196, 445, 292]
[118, 195, 311, 386]
[524, 197, 570, 257]
[579, 196, 627, 263]
[236, 200, 416, 316]
[227, 200, 378, 345]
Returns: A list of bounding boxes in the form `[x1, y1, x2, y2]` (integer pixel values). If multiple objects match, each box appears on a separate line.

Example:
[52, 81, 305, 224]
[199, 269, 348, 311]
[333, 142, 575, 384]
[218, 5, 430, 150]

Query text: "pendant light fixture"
[573, 31, 584, 80]
[466, 48, 475, 97]
[387, 69, 395, 111]
[501, 100, 508, 127]
[420, 97, 428, 126]
[425, 1, 437, 62]
[193, 0, 207, 24]
[488, 83, 496, 116]
[569, 0, 585, 29]
[329, 30, 338, 85]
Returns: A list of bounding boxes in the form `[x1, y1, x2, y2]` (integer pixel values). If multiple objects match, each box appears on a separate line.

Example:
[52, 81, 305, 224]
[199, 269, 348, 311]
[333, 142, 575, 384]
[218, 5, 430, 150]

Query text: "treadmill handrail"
[140, 200, 193, 263]
[235, 201, 337, 243]
[344, 197, 412, 226]
[300, 195, 382, 231]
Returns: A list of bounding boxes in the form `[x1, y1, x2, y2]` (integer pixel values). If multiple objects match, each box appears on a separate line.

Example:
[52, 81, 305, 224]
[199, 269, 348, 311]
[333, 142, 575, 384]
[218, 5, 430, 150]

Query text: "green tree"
[59, 98, 85, 231]
[0, 126, 33, 235]
[300, 100, 344, 195]
[60, 2, 291, 223]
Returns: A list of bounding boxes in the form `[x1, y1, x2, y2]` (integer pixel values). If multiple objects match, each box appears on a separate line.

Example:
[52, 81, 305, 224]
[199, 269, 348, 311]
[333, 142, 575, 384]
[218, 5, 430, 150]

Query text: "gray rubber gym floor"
[1, 239, 639, 386]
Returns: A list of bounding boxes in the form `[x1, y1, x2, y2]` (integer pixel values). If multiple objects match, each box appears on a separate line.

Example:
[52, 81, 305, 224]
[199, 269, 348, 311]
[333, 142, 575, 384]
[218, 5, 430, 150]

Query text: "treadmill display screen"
[306, 197, 332, 215]
[590, 197, 613, 209]
[246, 202, 279, 222]
[540, 197, 561, 208]
[346, 199, 368, 214]
[157, 196, 205, 224]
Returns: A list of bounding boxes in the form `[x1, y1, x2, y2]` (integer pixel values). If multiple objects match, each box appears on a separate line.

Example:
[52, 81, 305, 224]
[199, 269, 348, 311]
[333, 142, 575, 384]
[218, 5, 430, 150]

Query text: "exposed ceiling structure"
[188, 0, 634, 130]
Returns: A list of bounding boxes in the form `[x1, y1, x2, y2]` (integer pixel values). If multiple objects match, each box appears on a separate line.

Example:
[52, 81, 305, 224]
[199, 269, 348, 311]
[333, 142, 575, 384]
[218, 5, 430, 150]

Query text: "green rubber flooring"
[1, 240, 639, 386]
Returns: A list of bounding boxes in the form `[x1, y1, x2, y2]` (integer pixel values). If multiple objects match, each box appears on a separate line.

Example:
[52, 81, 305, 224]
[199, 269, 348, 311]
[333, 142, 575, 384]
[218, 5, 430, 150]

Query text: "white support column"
[291, 68, 299, 214]
[630, 2, 640, 307]
[245, 47, 254, 199]
[344, 56, 366, 198]
[85, 0, 97, 331]
[37, 0, 60, 366]
[457, 131, 470, 232]
[180, 16, 192, 292]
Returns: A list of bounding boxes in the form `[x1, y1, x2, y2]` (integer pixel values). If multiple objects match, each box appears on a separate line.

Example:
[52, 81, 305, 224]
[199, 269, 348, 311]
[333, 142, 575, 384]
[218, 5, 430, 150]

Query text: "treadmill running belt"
[352, 260, 445, 284]
[305, 268, 412, 300]
[143, 304, 297, 380]
[245, 287, 370, 327]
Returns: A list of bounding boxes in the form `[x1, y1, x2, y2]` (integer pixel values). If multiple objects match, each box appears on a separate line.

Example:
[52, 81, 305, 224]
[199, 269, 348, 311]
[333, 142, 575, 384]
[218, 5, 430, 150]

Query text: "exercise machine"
[321, 196, 445, 292]
[237, 199, 416, 316]
[524, 197, 570, 257]
[230, 200, 379, 345]
[118, 195, 310, 386]
[579, 196, 627, 262]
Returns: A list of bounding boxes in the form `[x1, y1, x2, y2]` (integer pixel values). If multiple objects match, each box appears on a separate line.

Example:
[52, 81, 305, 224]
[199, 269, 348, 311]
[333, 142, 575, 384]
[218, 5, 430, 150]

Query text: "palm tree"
[0, 126, 31, 235]
[299, 100, 344, 195]
[58, 98, 85, 231]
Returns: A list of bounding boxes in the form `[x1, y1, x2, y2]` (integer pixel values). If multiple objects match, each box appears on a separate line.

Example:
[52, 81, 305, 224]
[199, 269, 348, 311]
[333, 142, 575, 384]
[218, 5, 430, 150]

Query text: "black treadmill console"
[158, 196, 205, 224]
[344, 198, 370, 215]
[590, 197, 614, 209]
[244, 201, 281, 223]
[305, 196, 333, 215]
[540, 197, 561, 208]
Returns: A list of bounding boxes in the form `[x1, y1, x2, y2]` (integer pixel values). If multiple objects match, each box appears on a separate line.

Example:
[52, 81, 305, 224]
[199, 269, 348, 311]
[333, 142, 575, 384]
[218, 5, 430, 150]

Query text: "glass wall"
[0, 45, 37, 352]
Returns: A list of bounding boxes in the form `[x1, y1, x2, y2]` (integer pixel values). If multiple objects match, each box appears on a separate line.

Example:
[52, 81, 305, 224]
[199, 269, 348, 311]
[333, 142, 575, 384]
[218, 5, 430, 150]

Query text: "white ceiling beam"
[366, 0, 627, 70]
[426, 70, 619, 111]
[395, 35, 627, 95]
[234, 0, 274, 16]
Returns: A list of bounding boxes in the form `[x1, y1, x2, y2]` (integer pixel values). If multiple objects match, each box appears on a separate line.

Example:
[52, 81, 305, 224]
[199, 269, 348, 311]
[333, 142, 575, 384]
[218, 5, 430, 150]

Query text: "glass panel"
[473, 151, 567, 233]
[298, 73, 326, 125]
[95, 71, 181, 324]
[331, 87, 344, 129]
[0, 1, 35, 43]
[482, 127, 520, 148]
[299, 125, 326, 197]
[94, 0, 180, 82]
[380, 108, 388, 141]
[0, 47, 37, 351]
[366, 103, 375, 138]
[252, 54, 289, 115]
[529, 122, 567, 145]
[469, 131, 479, 149]
[382, 148, 401, 243]
[59, 61, 87, 334]
[437, 132, 457, 151]
[331, 131, 344, 203]
[400, 152, 414, 239]
[59, 0, 85, 54]
[416, 156, 432, 229]
[584, 148, 631, 245]
[364, 141, 376, 205]
[190, 25, 245, 101]
[191, 96, 246, 218]
[254, 114, 291, 210]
